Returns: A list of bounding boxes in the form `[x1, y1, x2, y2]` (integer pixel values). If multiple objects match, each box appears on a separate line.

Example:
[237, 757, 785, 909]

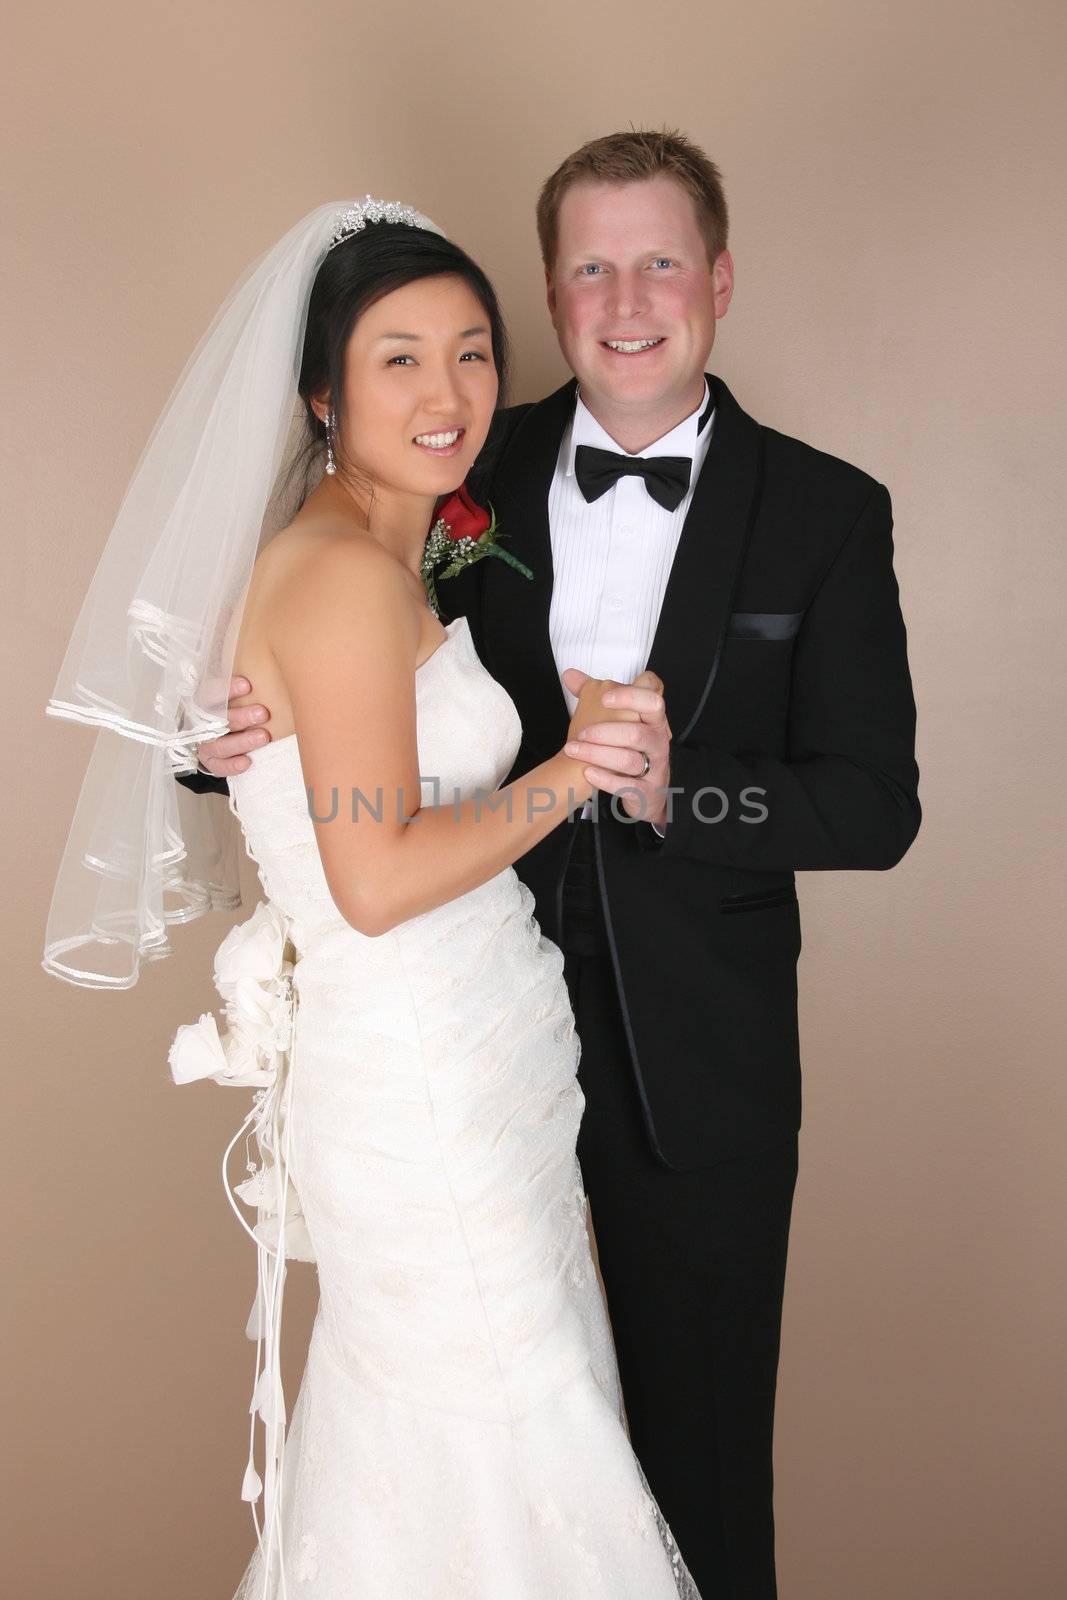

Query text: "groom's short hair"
[536, 128, 729, 273]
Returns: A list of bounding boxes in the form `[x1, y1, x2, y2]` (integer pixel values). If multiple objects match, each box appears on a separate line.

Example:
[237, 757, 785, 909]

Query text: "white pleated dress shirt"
[547, 379, 716, 829]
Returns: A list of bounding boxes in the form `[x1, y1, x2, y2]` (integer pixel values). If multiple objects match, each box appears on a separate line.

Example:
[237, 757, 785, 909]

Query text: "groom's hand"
[194, 675, 272, 778]
[561, 669, 672, 827]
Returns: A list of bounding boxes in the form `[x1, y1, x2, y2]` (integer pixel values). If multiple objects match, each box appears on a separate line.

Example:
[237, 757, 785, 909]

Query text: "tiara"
[327, 195, 429, 251]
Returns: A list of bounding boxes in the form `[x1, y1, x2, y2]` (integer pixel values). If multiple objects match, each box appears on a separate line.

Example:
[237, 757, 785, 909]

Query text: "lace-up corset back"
[226, 617, 522, 948]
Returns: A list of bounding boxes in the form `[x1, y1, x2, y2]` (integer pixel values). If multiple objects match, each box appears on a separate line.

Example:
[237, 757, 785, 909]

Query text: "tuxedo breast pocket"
[725, 611, 805, 642]
[719, 884, 798, 913]
[711, 616, 801, 736]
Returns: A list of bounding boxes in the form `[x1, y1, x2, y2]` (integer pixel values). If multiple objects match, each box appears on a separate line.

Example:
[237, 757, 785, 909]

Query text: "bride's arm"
[271, 537, 596, 938]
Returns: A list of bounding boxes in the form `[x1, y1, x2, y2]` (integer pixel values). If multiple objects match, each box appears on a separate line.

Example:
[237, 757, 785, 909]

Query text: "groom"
[182, 131, 920, 1595]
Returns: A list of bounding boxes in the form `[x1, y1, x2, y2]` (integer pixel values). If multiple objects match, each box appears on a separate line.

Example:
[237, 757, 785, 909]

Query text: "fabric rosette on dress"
[168, 898, 314, 1567]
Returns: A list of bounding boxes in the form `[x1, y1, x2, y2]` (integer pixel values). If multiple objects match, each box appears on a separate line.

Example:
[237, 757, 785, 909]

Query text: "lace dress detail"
[170, 616, 702, 1598]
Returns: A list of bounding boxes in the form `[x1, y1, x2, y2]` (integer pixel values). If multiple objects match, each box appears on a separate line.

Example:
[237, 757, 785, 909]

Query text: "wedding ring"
[638, 750, 651, 777]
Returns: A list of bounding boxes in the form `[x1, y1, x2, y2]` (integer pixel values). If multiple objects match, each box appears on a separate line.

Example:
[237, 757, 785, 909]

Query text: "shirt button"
[606, 595, 623, 612]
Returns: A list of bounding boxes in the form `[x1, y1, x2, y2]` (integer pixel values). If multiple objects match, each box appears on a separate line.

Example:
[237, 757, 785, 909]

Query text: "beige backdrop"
[5, 2, 1065, 1595]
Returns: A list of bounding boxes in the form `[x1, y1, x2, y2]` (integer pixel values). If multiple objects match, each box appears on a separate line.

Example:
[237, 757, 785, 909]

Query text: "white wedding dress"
[173, 614, 701, 1599]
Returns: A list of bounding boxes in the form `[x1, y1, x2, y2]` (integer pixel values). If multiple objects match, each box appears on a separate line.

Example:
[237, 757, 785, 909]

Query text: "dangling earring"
[324, 408, 336, 475]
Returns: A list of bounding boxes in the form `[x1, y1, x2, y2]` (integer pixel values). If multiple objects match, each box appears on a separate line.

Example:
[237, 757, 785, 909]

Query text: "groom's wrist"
[646, 782, 671, 836]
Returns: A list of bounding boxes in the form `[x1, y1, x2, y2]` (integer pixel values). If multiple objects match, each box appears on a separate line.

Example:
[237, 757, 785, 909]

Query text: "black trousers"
[559, 817, 798, 1600]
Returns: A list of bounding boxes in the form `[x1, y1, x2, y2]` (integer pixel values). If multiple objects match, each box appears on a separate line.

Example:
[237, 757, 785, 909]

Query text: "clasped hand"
[195, 666, 673, 831]
[561, 667, 673, 829]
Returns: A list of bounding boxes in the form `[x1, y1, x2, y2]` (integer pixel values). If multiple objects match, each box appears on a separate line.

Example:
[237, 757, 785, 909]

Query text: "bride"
[43, 196, 701, 1598]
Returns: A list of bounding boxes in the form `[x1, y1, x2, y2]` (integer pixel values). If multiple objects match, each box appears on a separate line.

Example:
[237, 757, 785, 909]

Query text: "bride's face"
[337, 274, 499, 497]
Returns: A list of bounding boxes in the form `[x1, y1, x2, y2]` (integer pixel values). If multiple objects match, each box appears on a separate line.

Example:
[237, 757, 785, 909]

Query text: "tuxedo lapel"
[479, 371, 766, 759]
[480, 378, 577, 760]
[645, 374, 766, 741]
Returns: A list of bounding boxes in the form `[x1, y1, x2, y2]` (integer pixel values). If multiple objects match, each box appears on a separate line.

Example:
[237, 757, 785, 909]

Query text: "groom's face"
[545, 175, 728, 424]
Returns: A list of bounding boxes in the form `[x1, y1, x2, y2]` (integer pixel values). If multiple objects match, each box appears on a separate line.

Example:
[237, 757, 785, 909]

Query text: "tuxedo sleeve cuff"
[174, 765, 230, 797]
[650, 742, 718, 863]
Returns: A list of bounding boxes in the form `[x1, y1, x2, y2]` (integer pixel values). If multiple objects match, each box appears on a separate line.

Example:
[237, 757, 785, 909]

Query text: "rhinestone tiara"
[327, 195, 430, 251]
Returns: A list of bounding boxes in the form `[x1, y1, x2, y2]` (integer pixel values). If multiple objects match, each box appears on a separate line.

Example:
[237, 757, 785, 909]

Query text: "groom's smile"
[602, 336, 666, 355]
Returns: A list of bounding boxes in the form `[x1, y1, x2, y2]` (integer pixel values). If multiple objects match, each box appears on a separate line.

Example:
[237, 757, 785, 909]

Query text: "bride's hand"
[195, 674, 273, 777]
[561, 668, 643, 746]
[560, 669, 672, 825]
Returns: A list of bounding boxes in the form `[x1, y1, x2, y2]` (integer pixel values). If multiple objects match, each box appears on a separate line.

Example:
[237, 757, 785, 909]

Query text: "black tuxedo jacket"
[178, 372, 920, 1171]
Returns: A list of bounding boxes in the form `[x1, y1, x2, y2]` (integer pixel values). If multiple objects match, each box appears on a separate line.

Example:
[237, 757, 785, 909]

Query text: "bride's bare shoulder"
[256, 516, 404, 612]
[260, 512, 382, 571]
[231, 519, 411, 737]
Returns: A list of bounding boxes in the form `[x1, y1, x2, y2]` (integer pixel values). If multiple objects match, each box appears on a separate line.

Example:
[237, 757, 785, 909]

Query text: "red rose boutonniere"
[420, 483, 534, 618]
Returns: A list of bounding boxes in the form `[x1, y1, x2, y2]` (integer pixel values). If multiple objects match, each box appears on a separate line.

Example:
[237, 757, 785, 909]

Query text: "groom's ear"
[544, 265, 557, 318]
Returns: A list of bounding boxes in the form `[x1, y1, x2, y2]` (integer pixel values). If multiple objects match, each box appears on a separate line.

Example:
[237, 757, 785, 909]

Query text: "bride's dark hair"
[293, 221, 511, 496]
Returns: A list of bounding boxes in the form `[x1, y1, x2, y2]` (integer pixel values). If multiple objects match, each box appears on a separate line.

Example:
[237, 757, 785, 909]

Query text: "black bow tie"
[573, 444, 692, 512]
